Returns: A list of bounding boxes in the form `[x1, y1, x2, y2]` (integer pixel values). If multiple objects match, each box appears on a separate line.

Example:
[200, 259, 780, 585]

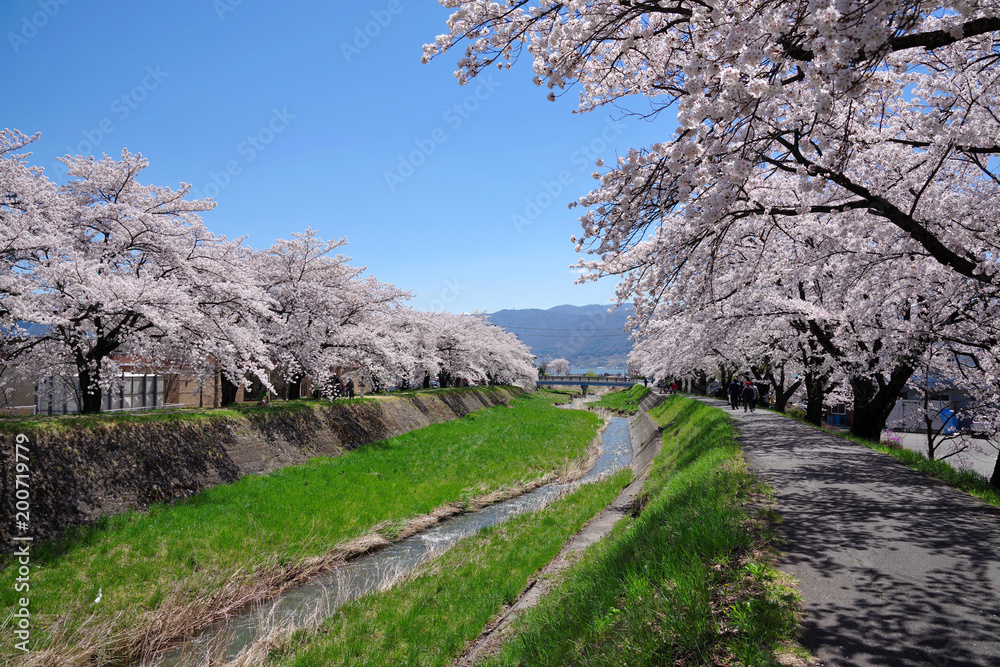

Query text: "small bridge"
[536, 374, 642, 388]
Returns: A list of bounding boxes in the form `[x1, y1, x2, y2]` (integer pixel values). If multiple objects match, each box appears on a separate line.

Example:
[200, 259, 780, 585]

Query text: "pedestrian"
[670, 381, 678, 394]
[742, 380, 758, 412]
[346, 377, 355, 400]
[728, 380, 741, 410]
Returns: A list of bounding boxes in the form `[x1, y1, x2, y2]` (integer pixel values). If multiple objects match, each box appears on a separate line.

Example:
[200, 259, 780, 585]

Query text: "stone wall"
[0, 387, 524, 549]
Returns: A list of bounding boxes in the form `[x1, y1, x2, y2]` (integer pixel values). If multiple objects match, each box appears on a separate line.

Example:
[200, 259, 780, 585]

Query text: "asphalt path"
[884, 431, 998, 480]
[699, 398, 1000, 667]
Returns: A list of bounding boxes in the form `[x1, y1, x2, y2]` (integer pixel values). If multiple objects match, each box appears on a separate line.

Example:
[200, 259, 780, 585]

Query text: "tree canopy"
[427, 0, 1000, 442]
[0, 131, 536, 412]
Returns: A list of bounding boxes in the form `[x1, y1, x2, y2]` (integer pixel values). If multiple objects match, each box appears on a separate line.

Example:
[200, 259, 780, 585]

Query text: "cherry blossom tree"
[2, 148, 274, 413]
[254, 230, 412, 397]
[407, 311, 536, 388]
[3, 131, 539, 412]
[549, 358, 571, 375]
[1, 130, 62, 358]
[427, 0, 1000, 438]
[427, 1, 1000, 284]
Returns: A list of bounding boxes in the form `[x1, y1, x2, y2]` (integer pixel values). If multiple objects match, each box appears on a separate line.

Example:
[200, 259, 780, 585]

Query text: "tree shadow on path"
[704, 399, 1000, 667]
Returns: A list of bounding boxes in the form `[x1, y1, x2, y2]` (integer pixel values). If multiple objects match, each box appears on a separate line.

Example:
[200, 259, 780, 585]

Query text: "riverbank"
[242, 395, 802, 666]
[590, 384, 651, 414]
[478, 396, 805, 666]
[0, 387, 524, 547]
[0, 390, 593, 666]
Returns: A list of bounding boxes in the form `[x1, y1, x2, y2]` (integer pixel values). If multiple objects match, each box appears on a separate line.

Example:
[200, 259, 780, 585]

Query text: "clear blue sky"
[3, 0, 671, 313]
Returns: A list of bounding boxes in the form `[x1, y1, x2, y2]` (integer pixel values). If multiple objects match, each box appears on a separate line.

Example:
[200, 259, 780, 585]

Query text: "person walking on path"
[728, 380, 742, 410]
[741, 380, 758, 412]
[346, 377, 355, 400]
[697, 395, 1000, 666]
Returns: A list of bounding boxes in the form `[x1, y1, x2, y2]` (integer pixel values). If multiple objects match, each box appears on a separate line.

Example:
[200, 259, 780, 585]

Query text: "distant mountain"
[488, 304, 633, 368]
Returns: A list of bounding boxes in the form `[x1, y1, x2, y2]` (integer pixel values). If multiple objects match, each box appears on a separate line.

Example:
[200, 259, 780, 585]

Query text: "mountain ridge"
[487, 304, 633, 368]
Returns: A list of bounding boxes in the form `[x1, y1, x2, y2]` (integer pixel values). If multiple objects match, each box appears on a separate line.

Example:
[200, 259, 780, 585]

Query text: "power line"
[511, 333, 630, 338]
[496, 326, 628, 331]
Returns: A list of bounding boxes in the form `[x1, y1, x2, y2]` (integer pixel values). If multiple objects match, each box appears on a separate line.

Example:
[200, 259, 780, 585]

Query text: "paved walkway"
[885, 431, 997, 480]
[700, 398, 1000, 667]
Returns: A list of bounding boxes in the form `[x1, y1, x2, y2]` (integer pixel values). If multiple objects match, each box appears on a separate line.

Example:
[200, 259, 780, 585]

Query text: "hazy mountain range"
[487, 304, 633, 368]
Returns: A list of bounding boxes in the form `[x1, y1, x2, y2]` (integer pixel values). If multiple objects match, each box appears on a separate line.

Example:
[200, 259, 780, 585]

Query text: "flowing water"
[145, 414, 632, 666]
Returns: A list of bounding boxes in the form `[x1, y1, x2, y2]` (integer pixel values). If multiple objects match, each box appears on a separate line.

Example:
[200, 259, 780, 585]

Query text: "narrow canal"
[147, 414, 633, 666]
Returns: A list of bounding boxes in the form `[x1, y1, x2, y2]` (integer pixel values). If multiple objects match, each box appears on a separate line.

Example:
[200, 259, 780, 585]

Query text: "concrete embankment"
[0, 387, 524, 548]
[456, 392, 667, 665]
[628, 392, 665, 475]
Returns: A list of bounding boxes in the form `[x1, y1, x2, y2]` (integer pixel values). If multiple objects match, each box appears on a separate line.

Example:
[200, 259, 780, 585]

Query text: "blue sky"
[3, 0, 671, 313]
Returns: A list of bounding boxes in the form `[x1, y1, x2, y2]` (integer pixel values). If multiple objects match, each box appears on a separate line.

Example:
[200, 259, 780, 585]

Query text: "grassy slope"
[266, 470, 633, 666]
[0, 391, 600, 662]
[485, 395, 804, 666]
[591, 384, 651, 414]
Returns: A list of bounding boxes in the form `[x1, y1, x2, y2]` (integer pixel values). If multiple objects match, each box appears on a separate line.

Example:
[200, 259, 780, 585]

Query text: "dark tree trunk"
[423, 372, 431, 389]
[694, 370, 708, 395]
[74, 349, 105, 414]
[773, 379, 802, 413]
[220, 374, 239, 407]
[849, 364, 913, 441]
[924, 414, 938, 460]
[77, 365, 103, 414]
[287, 375, 303, 400]
[718, 364, 738, 387]
[755, 360, 801, 413]
[803, 373, 826, 426]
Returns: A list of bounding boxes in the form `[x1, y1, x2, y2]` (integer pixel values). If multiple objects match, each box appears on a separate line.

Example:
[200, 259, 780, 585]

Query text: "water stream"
[146, 411, 632, 666]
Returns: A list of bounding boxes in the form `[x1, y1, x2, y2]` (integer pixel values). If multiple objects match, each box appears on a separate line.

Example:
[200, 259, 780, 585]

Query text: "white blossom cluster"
[0, 132, 536, 412]
[428, 0, 1000, 437]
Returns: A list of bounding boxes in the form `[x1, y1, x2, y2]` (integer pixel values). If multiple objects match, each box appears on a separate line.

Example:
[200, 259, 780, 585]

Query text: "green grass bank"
[263, 470, 633, 666]
[483, 395, 805, 666]
[591, 384, 651, 414]
[0, 387, 524, 547]
[0, 390, 600, 666]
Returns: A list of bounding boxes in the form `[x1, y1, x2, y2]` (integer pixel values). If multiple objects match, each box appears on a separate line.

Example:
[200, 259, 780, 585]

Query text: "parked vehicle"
[970, 416, 996, 439]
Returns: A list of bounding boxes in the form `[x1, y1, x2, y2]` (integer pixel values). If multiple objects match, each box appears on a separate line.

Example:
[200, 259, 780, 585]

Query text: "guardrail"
[0, 405, 37, 417]
[537, 378, 641, 387]
[103, 402, 188, 413]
